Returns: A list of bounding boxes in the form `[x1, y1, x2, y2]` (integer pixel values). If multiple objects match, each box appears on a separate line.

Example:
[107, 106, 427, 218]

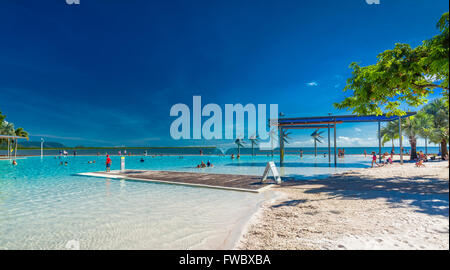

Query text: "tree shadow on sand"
[278, 171, 449, 217]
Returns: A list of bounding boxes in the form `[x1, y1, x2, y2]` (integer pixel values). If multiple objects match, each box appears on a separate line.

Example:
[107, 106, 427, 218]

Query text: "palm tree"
[268, 128, 278, 157]
[15, 127, 29, 138]
[0, 121, 15, 135]
[414, 112, 434, 155]
[310, 129, 324, 157]
[1, 110, 28, 159]
[402, 116, 420, 160]
[14, 127, 29, 152]
[422, 98, 449, 158]
[0, 121, 15, 156]
[380, 120, 399, 151]
[234, 138, 245, 156]
[279, 129, 291, 159]
[249, 134, 259, 156]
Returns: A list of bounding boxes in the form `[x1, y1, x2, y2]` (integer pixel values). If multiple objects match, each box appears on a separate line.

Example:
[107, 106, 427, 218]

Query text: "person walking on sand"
[106, 155, 112, 172]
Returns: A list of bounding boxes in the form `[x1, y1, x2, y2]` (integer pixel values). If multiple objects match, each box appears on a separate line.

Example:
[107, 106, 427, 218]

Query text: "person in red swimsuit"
[371, 152, 379, 168]
[106, 155, 112, 172]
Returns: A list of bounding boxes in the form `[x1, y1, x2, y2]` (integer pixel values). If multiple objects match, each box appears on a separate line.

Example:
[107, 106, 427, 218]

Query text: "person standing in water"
[106, 155, 112, 172]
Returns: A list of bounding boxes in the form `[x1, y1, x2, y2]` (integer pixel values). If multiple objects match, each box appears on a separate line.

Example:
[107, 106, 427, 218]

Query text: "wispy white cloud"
[337, 136, 379, 147]
[306, 81, 318, 87]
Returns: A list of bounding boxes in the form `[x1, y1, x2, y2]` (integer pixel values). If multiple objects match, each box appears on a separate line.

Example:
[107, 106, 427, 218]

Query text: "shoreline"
[232, 190, 287, 250]
[235, 160, 449, 250]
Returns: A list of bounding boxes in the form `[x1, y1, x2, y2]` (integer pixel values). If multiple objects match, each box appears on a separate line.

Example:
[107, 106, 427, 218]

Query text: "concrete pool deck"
[76, 169, 275, 193]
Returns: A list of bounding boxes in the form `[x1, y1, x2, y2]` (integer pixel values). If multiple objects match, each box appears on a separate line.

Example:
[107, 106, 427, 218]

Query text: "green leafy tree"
[0, 110, 5, 124]
[1, 109, 29, 151]
[334, 12, 449, 116]
[422, 98, 449, 157]
[402, 116, 420, 160]
[380, 120, 399, 151]
[413, 111, 434, 155]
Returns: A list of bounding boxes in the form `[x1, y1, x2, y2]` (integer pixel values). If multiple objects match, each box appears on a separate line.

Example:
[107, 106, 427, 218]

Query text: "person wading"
[106, 155, 112, 172]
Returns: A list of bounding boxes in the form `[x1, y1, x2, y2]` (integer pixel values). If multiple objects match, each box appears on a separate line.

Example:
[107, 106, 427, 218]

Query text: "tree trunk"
[271, 139, 274, 157]
[391, 138, 395, 151]
[425, 137, 428, 156]
[441, 140, 448, 159]
[314, 140, 317, 157]
[409, 137, 418, 160]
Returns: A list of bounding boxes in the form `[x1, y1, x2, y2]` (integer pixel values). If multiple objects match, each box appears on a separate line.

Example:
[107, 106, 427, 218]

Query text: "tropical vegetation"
[378, 97, 448, 160]
[380, 120, 399, 150]
[234, 138, 245, 156]
[334, 12, 449, 116]
[0, 109, 29, 155]
[249, 134, 259, 156]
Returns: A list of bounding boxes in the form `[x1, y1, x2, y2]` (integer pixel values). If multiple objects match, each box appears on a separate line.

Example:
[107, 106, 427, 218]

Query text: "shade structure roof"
[274, 112, 417, 126]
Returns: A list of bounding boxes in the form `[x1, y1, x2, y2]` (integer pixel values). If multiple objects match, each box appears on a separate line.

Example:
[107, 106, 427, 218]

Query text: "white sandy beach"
[236, 160, 449, 250]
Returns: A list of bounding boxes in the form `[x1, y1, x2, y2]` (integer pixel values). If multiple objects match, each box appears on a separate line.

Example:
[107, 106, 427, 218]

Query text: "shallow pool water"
[0, 154, 370, 249]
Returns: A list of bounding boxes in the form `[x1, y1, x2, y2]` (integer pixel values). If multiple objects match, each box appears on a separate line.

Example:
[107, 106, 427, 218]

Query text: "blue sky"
[0, 0, 448, 147]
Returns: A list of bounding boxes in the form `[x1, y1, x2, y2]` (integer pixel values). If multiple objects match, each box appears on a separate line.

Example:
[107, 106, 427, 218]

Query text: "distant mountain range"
[18, 141, 67, 148]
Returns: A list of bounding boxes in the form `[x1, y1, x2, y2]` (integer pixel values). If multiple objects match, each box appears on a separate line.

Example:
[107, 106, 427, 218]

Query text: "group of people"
[197, 160, 213, 168]
[231, 154, 240, 159]
[338, 148, 345, 157]
[371, 151, 395, 168]
[415, 151, 428, 167]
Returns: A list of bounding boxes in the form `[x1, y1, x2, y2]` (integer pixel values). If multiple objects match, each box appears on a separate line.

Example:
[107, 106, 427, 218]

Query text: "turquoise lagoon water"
[0, 154, 371, 249]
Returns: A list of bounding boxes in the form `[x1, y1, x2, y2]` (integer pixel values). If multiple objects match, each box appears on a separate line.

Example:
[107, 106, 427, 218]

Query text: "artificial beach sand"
[236, 160, 449, 250]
